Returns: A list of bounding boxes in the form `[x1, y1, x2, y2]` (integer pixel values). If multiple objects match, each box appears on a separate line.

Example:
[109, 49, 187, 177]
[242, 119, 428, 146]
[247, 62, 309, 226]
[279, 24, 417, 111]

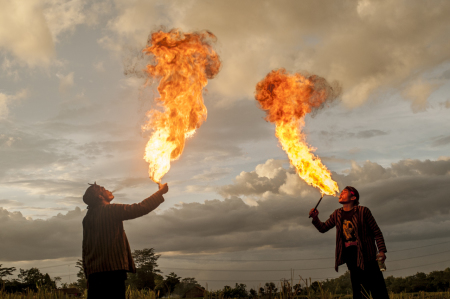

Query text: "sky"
[1, 0, 450, 291]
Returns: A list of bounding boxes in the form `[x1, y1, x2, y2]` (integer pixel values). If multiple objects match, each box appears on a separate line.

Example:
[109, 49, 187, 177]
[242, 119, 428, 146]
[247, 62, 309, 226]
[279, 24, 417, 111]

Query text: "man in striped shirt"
[82, 182, 168, 299]
[309, 186, 389, 299]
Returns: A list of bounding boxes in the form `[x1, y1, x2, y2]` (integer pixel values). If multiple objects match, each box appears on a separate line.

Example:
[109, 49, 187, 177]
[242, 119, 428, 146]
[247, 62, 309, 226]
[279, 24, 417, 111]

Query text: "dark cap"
[344, 186, 359, 201]
[83, 182, 102, 206]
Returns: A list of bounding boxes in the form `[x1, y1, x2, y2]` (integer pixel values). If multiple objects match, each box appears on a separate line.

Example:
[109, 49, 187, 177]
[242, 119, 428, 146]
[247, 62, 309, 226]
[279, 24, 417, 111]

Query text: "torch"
[309, 194, 324, 218]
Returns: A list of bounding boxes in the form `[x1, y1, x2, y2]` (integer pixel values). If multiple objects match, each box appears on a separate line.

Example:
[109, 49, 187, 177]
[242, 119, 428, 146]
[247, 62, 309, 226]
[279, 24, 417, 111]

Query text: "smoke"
[255, 68, 341, 123]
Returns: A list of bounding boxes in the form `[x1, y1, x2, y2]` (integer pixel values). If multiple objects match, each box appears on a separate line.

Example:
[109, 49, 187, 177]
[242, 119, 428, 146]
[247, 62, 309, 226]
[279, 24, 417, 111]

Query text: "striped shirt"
[312, 205, 386, 271]
[82, 191, 164, 277]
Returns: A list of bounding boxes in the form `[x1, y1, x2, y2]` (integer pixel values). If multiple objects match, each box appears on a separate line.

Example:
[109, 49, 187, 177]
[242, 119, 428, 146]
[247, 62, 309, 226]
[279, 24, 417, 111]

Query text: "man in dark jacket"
[309, 186, 388, 299]
[82, 182, 168, 299]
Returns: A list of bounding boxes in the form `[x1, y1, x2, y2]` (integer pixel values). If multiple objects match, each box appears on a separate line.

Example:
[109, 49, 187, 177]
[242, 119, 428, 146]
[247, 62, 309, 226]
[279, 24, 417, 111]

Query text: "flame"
[255, 69, 339, 196]
[142, 29, 221, 183]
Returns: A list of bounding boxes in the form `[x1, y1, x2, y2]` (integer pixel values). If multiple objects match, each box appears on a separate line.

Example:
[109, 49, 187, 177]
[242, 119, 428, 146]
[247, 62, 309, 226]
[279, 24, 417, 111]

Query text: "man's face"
[338, 189, 355, 204]
[99, 186, 114, 202]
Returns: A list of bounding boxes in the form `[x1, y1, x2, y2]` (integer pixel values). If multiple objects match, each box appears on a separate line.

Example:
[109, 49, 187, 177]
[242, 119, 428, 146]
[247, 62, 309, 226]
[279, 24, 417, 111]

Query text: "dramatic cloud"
[0, 0, 100, 67]
[106, 0, 450, 110]
[0, 207, 83, 261]
[1, 157, 449, 262]
[0, 0, 54, 66]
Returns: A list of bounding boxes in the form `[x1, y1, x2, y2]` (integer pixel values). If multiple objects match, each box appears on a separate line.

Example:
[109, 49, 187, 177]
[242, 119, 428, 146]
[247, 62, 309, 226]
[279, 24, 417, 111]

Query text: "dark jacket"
[82, 190, 164, 277]
[312, 205, 386, 271]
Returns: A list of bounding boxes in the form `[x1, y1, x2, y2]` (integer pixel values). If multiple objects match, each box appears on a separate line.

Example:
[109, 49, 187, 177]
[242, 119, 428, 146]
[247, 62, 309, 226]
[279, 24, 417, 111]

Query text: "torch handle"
[309, 195, 324, 218]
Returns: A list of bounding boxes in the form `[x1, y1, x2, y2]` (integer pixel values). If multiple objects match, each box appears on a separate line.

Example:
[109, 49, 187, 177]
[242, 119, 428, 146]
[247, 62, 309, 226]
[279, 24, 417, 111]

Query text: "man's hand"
[309, 208, 319, 219]
[159, 183, 169, 194]
[377, 251, 386, 263]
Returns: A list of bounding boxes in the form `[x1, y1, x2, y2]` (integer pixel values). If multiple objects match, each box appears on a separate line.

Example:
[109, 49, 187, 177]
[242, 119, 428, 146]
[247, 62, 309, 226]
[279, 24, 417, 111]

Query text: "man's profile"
[82, 182, 168, 299]
[309, 186, 388, 299]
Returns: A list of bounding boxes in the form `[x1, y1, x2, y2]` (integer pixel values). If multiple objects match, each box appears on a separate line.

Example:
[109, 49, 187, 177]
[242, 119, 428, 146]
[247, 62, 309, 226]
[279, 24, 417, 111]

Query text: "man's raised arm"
[108, 183, 168, 221]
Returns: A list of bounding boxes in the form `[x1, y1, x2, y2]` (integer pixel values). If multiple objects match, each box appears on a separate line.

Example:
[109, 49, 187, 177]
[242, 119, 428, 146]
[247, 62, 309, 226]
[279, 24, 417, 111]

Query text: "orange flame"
[142, 29, 221, 183]
[255, 69, 340, 196]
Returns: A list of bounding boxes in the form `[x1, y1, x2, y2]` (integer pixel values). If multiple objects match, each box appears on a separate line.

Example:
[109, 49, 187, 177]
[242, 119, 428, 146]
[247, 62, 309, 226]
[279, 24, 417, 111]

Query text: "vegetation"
[0, 265, 58, 293]
[320, 268, 450, 294]
[1, 249, 449, 298]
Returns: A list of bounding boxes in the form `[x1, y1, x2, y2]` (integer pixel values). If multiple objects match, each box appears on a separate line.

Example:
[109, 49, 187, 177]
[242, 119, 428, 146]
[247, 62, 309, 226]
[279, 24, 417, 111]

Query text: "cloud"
[0, 0, 55, 67]
[432, 135, 450, 147]
[57, 72, 74, 94]
[439, 100, 450, 109]
[192, 167, 233, 182]
[0, 199, 24, 207]
[219, 159, 298, 198]
[318, 129, 389, 142]
[3, 179, 84, 197]
[92, 157, 450, 253]
[0, 157, 449, 261]
[355, 129, 388, 139]
[105, 0, 450, 111]
[0, 90, 28, 119]
[43, 0, 87, 40]
[402, 79, 442, 113]
[0, 0, 96, 67]
[0, 207, 84, 261]
[0, 124, 76, 178]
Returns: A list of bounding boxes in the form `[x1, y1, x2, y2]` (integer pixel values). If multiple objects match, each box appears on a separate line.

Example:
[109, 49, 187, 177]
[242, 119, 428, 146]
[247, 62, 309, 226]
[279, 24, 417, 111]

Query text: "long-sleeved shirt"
[82, 191, 164, 277]
[312, 205, 386, 271]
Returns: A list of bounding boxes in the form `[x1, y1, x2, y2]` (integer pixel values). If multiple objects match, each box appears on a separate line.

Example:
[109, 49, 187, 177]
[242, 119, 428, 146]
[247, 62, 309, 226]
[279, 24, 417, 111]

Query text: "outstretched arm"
[108, 183, 169, 221]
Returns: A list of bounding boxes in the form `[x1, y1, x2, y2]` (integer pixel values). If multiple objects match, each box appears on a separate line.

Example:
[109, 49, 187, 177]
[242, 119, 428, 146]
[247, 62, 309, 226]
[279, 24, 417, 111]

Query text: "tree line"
[314, 268, 450, 294]
[0, 265, 58, 292]
[1, 248, 449, 295]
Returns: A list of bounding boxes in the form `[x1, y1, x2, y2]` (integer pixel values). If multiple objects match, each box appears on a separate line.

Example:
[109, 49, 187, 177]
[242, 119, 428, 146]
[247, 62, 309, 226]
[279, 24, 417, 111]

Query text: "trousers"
[344, 246, 389, 299]
[87, 270, 127, 299]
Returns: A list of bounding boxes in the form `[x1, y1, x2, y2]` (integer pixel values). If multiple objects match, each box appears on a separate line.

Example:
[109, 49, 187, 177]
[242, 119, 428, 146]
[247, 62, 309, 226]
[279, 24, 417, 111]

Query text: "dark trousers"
[344, 246, 389, 299]
[88, 270, 127, 299]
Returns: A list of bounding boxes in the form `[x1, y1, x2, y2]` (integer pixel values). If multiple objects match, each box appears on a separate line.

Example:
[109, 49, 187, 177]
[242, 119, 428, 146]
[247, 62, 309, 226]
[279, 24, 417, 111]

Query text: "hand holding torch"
[309, 194, 324, 218]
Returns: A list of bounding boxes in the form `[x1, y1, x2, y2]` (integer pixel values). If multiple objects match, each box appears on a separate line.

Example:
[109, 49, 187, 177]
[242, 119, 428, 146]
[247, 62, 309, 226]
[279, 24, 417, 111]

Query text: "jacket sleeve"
[106, 190, 165, 221]
[312, 210, 337, 233]
[365, 207, 387, 253]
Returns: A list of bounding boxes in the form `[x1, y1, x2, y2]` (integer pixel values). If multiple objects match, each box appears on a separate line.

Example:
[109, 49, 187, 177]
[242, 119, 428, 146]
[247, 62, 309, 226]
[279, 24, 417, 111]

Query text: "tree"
[265, 282, 277, 298]
[127, 248, 161, 290]
[67, 259, 87, 290]
[223, 285, 233, 298]
[0, 265, 16, 283]
[231, 283, 248, 298]
[293, 283, 302, 295]
[173, 277, 201, 297]
[17, 268, 56, 290]
[321, 271, 352, 294]
[164, 272, 181, 295]
[249, 288, 257, 298]
[280, 280, 292, 297]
